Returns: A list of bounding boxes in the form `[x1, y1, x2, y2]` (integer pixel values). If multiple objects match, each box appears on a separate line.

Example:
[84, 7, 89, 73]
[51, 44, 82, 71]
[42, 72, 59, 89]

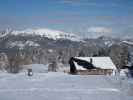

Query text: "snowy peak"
[11, 28, 81, 41]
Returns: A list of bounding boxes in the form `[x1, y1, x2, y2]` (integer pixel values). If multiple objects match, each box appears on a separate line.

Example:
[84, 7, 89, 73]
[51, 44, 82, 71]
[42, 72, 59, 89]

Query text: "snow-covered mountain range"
[1, 28, 133, 49]
[1, 28, 133, 45]
[1, 28, 81, 41]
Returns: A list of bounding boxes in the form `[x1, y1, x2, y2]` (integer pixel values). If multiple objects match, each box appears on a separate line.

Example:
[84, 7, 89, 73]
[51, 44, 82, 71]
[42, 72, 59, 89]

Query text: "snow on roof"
[75, 57, 116, 70]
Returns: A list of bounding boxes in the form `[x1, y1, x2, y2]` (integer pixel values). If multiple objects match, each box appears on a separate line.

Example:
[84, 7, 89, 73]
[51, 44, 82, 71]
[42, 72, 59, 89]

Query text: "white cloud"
[88, 27, 112, 33]
[86, 26, 112, 38]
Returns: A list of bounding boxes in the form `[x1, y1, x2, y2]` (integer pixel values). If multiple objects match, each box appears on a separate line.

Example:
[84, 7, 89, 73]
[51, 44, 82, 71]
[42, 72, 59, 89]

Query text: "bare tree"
[109, 44, 129, 70]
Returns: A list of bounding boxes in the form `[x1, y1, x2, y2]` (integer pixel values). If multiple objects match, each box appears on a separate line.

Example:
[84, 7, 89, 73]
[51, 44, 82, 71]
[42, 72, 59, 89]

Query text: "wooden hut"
[69, 57, 117, 75]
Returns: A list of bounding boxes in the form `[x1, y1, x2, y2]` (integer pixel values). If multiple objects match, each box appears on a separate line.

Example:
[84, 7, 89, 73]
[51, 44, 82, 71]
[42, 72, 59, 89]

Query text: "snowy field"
[0, 72, 133, 100]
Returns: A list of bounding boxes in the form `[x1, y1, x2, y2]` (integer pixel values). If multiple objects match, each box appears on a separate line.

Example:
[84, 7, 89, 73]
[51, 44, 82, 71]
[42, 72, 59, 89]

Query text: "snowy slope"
[6, 40, 40, 49]
[0, 72, 132, 100]
[22, 64, 48, 73]
[122, 41, 133, 46]
[11, 28, 81, 41]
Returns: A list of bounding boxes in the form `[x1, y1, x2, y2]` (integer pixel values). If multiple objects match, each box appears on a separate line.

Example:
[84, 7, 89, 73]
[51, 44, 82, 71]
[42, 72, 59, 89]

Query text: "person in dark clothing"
[122, 65, 133, 77]
[128, 66, 133, 77]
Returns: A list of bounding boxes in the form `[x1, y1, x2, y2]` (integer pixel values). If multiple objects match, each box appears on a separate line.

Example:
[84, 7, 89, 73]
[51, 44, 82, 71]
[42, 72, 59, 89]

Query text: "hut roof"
[75, 57, 116, 70]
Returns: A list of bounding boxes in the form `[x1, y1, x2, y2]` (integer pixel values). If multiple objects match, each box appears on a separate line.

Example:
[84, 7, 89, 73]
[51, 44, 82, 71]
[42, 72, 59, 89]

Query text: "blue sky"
[0, 0, 133, 38]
